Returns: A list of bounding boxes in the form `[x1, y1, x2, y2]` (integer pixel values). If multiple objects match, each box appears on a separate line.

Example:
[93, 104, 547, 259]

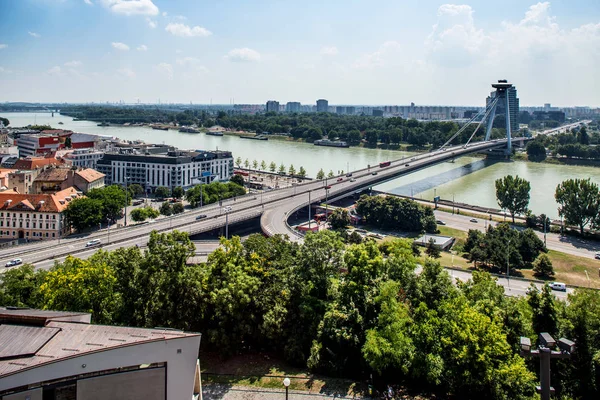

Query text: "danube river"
[5, 112, 600, 219]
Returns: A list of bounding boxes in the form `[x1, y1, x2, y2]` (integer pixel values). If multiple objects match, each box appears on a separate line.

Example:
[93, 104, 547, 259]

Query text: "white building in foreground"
[0, 307, 202, 400]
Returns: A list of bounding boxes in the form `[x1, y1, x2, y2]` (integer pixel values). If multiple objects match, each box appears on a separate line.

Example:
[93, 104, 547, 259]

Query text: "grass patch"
[437, 226, 468, 240]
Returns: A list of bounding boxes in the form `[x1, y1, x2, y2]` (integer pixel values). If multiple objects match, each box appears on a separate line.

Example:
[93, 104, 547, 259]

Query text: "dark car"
[337, 178, 343, 182]
[196, 214, 207, 220]
[346, 173, 353, 177]
[372, 172, 378, 175]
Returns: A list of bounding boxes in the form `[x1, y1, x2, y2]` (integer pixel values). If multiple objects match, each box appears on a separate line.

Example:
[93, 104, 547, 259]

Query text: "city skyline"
[0, 0, 599, 106]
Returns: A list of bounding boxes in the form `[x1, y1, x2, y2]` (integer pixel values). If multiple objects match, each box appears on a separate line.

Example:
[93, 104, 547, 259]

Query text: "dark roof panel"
[0, 325, 60, 360]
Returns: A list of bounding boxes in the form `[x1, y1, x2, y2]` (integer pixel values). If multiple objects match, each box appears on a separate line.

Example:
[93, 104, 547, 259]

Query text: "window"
[52, 215, 56, 220]
[52, 233, 55, 237]
[26, 222, 29, 228]
[33, 222, 36, 228]
[26, 214, 29, 218]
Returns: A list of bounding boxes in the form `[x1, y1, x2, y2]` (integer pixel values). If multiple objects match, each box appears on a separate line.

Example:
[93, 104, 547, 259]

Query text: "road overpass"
[0, 137, 529, 268]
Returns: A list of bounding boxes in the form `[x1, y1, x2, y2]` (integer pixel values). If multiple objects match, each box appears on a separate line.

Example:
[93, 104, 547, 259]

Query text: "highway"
[2, 138, 518, 267]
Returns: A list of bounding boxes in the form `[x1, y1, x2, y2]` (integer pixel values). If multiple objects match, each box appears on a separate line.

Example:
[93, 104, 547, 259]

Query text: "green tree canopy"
[155, 186, 170, 199]
[495, 175, 531, 223]
[555, 178, 600, 234]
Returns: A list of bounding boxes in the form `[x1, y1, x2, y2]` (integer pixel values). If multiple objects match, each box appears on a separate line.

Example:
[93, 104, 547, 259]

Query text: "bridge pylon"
[485, 80, 514, 155]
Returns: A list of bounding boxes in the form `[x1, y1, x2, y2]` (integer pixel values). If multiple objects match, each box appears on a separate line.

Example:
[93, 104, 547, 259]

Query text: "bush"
[160, 202, 173, 216]
[172, 202, 184, 214]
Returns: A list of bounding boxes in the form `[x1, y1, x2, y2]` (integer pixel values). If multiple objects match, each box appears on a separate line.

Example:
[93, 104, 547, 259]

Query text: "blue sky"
[0, 0, 599, 106]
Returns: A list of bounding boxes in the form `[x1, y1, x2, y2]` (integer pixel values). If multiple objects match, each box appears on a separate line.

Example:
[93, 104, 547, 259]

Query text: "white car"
[85, 239, 101, 248]
[595, 252, 600, 260]
[548, 282, 567, 292]
[5, 258, 23, 267]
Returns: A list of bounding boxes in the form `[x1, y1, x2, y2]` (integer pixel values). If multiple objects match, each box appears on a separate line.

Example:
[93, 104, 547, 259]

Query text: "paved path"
[203, 384, 365, 400]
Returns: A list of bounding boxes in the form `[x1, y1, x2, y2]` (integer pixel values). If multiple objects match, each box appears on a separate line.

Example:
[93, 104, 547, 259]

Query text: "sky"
[0, 0, 599, 107]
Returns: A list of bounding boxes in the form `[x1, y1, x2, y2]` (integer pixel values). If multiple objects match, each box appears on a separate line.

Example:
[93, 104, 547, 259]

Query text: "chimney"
[12, 187, 18, 193]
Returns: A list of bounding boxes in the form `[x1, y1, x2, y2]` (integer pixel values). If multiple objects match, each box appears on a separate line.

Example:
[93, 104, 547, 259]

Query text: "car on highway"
[85, 239, 101, 248]
[346, 173, 353, 177]
[469, 218, 478, 223]
[5, 258, 23, 268]
[548, 282, 567, 292]
[196, 214, 207, 220]
[404, 163, 410, 167]
[325, 185, 332, 189]
[337, 178, 343, 182]
[350, 178, 356, 182]
[595, 252, 600, 260]
[436, 220, 446, 225]
[372, 172, 378, 175]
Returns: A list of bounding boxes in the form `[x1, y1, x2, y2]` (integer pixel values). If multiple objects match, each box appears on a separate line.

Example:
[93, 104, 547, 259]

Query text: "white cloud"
[83, 0, 93, 5]
[165, 23, 212, 38]
[320, 46, 339, 56]
[0, 44, 7, 49]
[137, 44, 148, 51]
[156, 63, 173, 80]
[111, 42, 130, 51]
[64, 60, 82, 68]
[353, 41, 402, 69]
[146, 17, 156, 28]
[47, 66, 63, 76]
[117, 67, 135, 78]
[225, 47, 261, 63]
[28, 31, 41, 38]
[100, 0, 158, 16]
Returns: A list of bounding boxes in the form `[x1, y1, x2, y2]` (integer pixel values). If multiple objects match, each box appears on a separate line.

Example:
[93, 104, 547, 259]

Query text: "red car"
[337, 178, 343, 182]
[325, 185, 332, 189]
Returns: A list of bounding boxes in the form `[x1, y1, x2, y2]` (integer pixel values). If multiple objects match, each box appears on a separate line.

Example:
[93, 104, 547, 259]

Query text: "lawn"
[432, 247, 600, 289]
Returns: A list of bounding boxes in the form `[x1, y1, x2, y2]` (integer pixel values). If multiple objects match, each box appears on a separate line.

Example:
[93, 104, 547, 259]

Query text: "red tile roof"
[0, 187, 82, 213]
[12, 157, 64, 170]
[75, 168, 104, 183]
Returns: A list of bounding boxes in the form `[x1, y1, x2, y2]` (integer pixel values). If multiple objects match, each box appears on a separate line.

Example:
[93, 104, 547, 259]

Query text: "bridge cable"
[465, 97, 499, 146]
[439, 107, 487, 150]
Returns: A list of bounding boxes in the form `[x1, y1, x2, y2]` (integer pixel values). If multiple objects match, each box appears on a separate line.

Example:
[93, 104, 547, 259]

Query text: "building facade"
[316, 99, 329, 112]
[17, 131, 98, 157]
[0, 187, 81, 240]
[266, 100, 280, 112]
[487, 86, 520, 133]
[62, 148, 105, 169]
[286, 102, 301, 112]
[0, 308, 202, 400]
[96, 147, 233, 192]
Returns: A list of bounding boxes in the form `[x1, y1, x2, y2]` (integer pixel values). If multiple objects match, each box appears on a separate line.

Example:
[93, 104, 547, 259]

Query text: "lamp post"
[223, 206, 231, 239]
[124, 176, 130, 227]
[283, 377, 290, 400]
[519, 333, 575, 400]
[506, 237, 511, 288]
[308, 190, 312, 230]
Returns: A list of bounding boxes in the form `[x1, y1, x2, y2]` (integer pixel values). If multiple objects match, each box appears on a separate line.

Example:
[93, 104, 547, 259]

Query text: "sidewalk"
[203, 383, 366, 400]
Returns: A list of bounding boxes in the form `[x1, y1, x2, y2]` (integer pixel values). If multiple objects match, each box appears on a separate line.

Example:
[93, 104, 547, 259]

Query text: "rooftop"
[75, 168, 105, 183]
[0, 307, 200, 378]
[12, 156, 64, 170]
[0, 186, 82, 213]
[34, 167, 72, 183]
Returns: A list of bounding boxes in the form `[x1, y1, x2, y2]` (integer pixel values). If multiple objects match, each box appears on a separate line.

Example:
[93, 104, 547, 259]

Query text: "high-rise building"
[346, 106, 356, 115]
[266, 100, 280, 112]
[336, 106, 345, 114]
[285, 102, 301, 112]
[372, 110, 384, 117]
[316, 99, 329, 113]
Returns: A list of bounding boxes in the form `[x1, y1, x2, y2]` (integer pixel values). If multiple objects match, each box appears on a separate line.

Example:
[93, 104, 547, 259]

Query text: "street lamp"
[283, 377, 290, 400]
[506, 237, 511, 288]
[124, 176, 130, 227]
[223, 206, 232, 239]
[308, 190, 312, 230]
[519, 333, 575, 400]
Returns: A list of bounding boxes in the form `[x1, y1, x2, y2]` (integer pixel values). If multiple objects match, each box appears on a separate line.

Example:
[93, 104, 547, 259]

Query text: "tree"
[555, 178, 600, 234]
[244, 158, 250, 168]
[0, 264, 46, 308]
[172, 202, 184, 214]
[160, 201, 173, 216]
[0, 117, 9, 127]
[64, 137, 72, 148]
[329, 209, 351, 230]
[87, 185, 128, 222]
[235, 156, 242, 168]
[155, 186, 170, 200]
[278, 163, 286, 174]
[172, 186, 184, 199]
[260, 160, 267, 171]
[230, 174, 245, 187]
[128, 183, 144, 198]
[425, 238, 441, 258]
[63, 198, 103, 232]
[130, 206, 159, 222]
[298, 166, 306, 178]
[327, 170, 335, 178]
[526, 140, 547, 162]
[533, 254, 554, 278]
[40, 255, 121, 324]
[288, 164, 296, 176]
[269, 162, 277, 173]
[578, 126, 590, 145]
[495, 175, 531, 223]
[252, 159, 258, 170]
[316, 168, 325, 180]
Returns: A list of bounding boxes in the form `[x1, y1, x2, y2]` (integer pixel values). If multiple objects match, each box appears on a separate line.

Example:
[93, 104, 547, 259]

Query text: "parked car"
[132, 199, 144, 206]
[548, 282, 567, 292]
[5, 258, 22, 268]
[595, 252, 600, 260]
[469, 218, 478, 223]
[85, 239, 101, 248]
[436, 220, 446, 225]
[196, 214, 207, 220]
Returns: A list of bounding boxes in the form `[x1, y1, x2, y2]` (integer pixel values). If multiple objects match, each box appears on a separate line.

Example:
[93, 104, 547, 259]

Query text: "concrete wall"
[2, 387, 42, 400]
[0, 335, 200, 400]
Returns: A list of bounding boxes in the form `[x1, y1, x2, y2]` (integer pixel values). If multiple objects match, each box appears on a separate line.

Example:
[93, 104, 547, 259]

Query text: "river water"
[4, 112, 599, 219]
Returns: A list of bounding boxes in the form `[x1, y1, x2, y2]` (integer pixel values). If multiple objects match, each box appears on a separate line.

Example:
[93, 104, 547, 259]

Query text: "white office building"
[62, 148, 105, 169]
[96, 146, 234, 192]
